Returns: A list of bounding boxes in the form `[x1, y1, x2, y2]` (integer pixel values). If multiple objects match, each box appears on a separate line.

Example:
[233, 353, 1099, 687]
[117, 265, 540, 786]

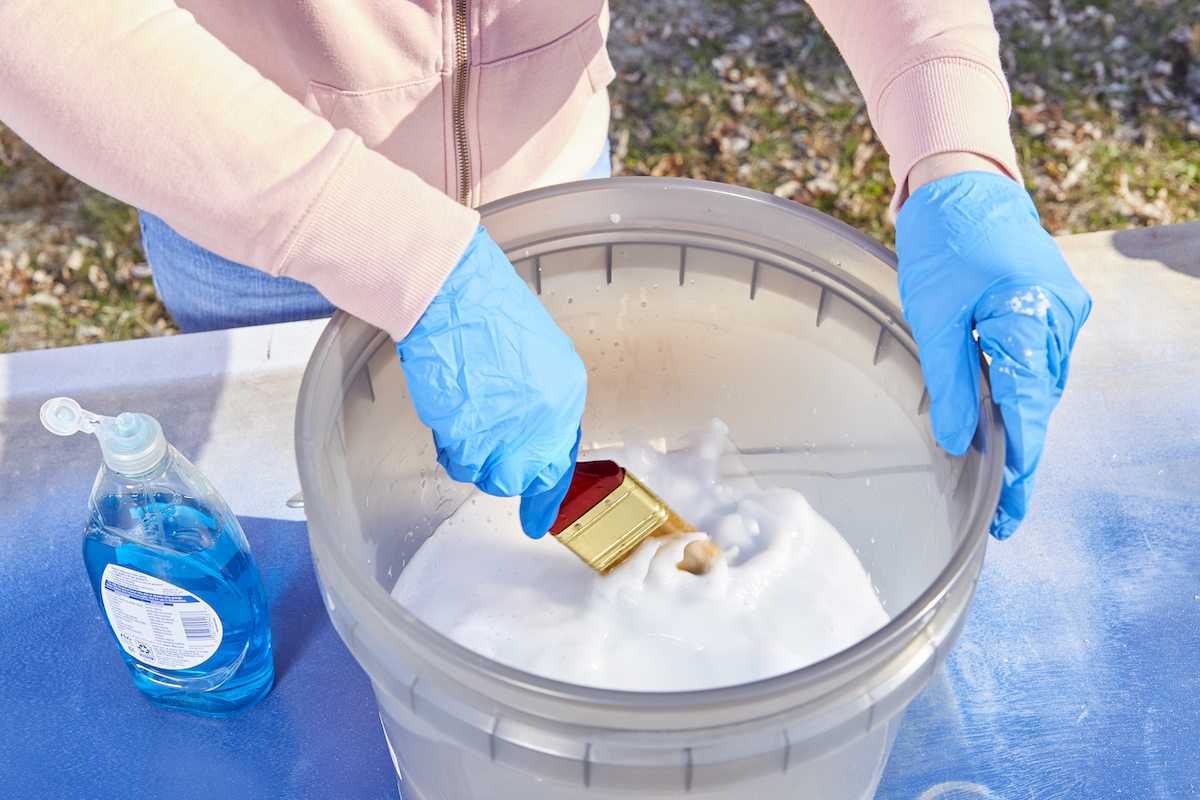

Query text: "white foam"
[391, 419, 889, 692]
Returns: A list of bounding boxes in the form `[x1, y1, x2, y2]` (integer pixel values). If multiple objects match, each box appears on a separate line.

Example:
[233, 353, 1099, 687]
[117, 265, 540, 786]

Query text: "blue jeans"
[141, 139, 614, 333]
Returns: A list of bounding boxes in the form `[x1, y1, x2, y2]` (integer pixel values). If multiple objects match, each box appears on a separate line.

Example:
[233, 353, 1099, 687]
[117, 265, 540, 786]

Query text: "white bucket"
[295, 178, 1002, 799]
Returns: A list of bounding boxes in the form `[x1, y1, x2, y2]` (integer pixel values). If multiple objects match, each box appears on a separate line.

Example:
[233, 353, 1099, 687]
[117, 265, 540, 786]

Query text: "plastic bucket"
[295, 178, 1003, 799]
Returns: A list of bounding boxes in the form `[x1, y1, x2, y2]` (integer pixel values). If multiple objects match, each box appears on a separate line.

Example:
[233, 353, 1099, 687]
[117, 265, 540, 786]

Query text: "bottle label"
[100, 564, 224, 670]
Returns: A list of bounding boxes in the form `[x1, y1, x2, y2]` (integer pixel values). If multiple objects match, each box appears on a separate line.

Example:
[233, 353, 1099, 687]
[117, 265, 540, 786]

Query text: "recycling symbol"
[137, 642, 152, 657]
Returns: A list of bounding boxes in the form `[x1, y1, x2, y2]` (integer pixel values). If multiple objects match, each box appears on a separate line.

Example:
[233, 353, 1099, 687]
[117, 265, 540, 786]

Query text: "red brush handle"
[548, 460, 625, 535]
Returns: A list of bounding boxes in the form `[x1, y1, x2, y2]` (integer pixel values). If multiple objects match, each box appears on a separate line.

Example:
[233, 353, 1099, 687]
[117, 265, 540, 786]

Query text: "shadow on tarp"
[1112, 220, 1200, 278]
[238, 515, 330, 685]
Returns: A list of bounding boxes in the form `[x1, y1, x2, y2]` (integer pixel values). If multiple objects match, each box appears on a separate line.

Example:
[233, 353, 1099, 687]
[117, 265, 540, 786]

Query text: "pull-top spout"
[41, 397, 167, 476]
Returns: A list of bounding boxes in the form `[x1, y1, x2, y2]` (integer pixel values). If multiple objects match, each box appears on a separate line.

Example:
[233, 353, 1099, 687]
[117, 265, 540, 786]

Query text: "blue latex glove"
[518, 427, 580, 539]
[397, 226, 586, 533]
[896, 172, 1091, 540]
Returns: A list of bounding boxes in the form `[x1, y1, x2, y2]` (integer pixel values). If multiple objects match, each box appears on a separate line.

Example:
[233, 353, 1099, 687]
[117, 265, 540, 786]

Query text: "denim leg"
[139, 212, 336, 333]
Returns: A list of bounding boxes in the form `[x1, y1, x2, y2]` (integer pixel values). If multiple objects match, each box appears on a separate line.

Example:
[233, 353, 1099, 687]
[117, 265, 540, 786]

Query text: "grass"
[608, 0, 1199, 245]
[0, 125, 172, 351]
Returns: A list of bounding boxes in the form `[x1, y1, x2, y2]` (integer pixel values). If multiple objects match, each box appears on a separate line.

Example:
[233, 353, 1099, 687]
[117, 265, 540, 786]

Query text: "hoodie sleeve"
[806, 0, 1021, 214]
[0, 0, 478, 341]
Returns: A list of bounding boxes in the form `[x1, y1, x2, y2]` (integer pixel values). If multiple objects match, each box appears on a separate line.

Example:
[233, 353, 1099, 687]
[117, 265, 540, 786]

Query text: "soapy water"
[391, 419, 889, 692]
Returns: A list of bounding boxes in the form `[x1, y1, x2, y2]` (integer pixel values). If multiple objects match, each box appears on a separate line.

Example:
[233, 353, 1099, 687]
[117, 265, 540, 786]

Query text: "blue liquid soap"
[42, 397, 274, 717]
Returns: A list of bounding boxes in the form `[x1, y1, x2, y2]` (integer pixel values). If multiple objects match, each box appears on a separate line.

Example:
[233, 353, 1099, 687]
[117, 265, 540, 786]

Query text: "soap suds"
[391, 419, 889, 692]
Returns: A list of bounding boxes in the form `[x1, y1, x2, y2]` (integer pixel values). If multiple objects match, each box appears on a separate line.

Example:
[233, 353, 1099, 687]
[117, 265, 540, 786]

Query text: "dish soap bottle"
[41, 397, 274, 716]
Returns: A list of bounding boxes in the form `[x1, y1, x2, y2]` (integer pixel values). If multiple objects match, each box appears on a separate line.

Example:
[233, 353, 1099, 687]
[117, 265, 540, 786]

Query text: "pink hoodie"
[0, 0, 1018, 342]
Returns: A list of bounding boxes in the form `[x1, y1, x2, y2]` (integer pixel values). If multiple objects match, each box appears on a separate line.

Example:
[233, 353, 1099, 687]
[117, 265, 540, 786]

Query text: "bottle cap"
[40, 397, 167, 476]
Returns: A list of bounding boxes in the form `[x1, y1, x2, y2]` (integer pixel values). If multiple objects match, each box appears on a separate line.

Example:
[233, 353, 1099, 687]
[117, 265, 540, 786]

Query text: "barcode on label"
[179, 610, 215, 640]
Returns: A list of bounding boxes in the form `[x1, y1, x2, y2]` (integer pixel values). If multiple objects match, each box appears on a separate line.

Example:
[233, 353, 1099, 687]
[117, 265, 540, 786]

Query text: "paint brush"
[548, 460, 721, 574]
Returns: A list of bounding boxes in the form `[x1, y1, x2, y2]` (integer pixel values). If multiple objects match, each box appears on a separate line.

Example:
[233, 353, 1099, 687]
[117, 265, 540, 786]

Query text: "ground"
[2, 0, 1197, 352]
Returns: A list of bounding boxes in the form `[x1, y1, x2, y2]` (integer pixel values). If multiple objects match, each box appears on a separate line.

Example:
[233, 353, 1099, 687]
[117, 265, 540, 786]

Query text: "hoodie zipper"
[453, 0, 470, 205]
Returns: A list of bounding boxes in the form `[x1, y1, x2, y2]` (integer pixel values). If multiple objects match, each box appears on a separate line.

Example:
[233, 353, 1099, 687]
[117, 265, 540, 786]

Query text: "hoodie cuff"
[877, 55, 1022, 219]
[275, 142, 480, 342]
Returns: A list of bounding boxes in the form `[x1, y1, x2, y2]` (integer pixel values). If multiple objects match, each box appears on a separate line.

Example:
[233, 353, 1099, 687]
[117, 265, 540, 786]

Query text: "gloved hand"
[518, 427, 580, 539]
[895, 172, 1091, 540]
[397, 226, 586, 536]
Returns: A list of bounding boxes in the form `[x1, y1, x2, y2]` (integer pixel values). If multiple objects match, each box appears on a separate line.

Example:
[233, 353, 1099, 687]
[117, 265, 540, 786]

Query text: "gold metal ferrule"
[555, 472, 695, 573]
